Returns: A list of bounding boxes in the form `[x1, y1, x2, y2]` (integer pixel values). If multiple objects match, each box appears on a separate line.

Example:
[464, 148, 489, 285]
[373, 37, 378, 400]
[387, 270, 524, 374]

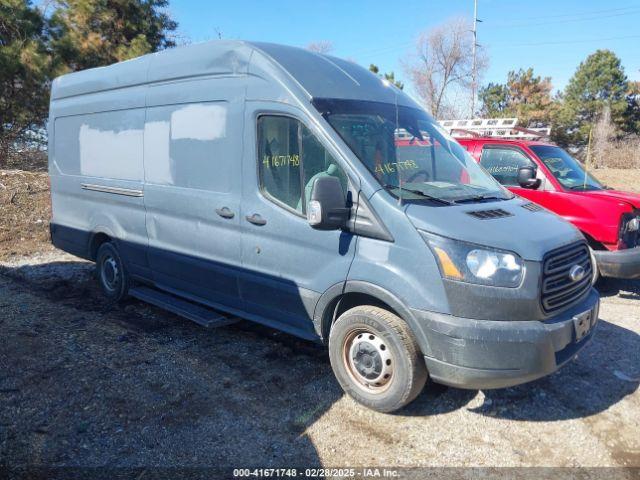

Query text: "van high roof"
[51, 40, 418, 109]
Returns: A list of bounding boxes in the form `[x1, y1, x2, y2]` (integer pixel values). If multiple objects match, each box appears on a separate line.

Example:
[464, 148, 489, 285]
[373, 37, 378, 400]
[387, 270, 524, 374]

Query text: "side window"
[144, 102, 232, 192]
[258, 115, 347, 214]
[480, 147, 535, 186]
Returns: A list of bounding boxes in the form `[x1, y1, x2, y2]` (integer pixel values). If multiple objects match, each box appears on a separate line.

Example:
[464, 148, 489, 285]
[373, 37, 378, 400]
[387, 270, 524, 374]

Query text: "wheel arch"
[314, 281, 421, 346]
[88, 228, 116, 260]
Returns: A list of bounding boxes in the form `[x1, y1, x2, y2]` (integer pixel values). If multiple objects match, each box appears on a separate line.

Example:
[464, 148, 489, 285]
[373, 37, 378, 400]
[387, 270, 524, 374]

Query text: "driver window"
[258, 115, 347, 214]
[480, 147, 535, 186]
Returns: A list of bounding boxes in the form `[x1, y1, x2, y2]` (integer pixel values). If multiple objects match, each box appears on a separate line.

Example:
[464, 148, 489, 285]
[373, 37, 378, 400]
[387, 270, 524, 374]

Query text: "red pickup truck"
[457, 137, 640, 279]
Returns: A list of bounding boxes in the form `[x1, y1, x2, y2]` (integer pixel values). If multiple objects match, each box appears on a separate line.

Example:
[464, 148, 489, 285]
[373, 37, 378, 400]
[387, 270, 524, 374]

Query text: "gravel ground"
[0, 250, 639, 473]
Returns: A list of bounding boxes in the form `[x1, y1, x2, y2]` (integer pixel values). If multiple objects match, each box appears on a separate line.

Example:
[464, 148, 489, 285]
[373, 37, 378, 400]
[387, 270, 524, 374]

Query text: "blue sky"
[169, 0, 640, 96]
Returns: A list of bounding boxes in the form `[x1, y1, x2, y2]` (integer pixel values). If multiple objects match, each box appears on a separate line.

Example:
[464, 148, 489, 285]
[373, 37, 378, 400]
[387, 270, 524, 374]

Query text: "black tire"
[328, 306, 428, 413]
[95, 242, 130, 303]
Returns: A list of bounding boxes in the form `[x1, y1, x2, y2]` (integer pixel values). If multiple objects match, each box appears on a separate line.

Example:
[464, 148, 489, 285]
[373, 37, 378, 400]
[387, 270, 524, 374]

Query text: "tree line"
[479, 52, 640, 148]
[2, 4, 639, 168]
[1, 0, 177, 167]
[401, 17, 640, 151]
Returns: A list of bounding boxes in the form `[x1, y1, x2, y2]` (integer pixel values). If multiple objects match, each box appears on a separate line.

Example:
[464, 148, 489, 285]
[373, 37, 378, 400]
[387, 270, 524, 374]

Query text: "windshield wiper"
[453, 194, 508, 204]
[570, 185, 599, 191]
[383, 184, 453, 205]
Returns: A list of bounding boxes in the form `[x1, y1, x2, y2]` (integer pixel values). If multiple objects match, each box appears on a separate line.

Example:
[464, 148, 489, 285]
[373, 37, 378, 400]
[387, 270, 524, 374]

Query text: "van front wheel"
[96, 242, 130, 303]
[328, 306, 428, 413]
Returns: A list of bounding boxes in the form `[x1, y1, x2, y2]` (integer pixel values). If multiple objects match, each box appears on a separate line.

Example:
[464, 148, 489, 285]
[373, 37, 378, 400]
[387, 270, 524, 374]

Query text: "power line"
[352, 18, 640, 60]
[489, 34, 640, 49]
[509, 4, 640, 21]
[347, 6, 640, 62]
[484, 9, 640, 29]
[354, 30, 640, 61]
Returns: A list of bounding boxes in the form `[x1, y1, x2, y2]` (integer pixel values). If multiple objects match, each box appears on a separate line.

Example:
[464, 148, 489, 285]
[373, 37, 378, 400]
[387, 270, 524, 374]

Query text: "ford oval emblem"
[569, 265, 586, 283]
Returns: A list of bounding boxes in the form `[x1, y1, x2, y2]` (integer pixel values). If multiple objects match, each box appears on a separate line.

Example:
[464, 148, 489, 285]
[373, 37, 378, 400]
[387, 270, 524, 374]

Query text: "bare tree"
[306, 40, 334, 54]
[403, 17, 487, 119]
[592, 105, 614, 168]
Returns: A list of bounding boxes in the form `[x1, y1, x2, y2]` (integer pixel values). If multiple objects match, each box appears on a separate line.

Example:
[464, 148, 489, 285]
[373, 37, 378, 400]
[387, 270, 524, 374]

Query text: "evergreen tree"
[505, 68, 554, 126]
[0, 0, 52, 166]
[50, 0, 178, 71]
[478, 82, 509, 118]
[554, 50, 631, 146]
[369, 63, 404, 90]
[479, 68, 554, 126]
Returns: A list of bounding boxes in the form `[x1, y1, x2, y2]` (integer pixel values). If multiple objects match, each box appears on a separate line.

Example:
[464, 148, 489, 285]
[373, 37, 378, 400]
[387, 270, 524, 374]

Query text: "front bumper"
[594, 246, 640, 279]
[410, 288, 600, 390]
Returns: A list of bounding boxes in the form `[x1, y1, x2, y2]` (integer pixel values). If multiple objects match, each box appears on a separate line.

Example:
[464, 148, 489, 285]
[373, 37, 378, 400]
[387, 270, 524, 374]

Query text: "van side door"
[143, 80, 244, 309]
[239, 104, 358, 337]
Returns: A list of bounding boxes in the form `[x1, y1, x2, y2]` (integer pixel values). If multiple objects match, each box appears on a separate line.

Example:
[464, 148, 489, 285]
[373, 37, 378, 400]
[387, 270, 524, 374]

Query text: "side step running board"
[129, 286, 239, 328]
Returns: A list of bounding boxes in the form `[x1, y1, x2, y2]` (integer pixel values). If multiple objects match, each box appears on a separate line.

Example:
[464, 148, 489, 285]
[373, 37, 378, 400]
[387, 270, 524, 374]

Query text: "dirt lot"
[0, 169, 639, 473]
[0, 170, 55, 260]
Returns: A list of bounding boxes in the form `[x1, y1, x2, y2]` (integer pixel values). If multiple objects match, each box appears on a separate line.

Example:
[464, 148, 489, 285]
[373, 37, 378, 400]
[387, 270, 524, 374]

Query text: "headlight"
[420, 230, 524, 287]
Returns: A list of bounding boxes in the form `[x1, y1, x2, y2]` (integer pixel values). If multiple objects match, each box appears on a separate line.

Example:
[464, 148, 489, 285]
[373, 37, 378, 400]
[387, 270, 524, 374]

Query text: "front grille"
[467, 208, 513, 220]
[541, 242, 592, 314]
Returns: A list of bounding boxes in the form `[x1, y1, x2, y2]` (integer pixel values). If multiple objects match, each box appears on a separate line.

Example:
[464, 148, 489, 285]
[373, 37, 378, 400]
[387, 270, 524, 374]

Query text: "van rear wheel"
[328, 306, 428, 413]
[96, 242, 130, 303]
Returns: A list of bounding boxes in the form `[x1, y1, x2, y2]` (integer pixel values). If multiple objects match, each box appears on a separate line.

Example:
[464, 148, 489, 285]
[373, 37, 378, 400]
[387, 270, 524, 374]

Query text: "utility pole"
[470, 0, 481, 118]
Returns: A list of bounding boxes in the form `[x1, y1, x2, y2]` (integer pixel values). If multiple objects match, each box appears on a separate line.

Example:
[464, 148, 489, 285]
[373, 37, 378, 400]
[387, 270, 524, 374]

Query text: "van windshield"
[529, 145, 604, 191]
[313, 98, 511, 203]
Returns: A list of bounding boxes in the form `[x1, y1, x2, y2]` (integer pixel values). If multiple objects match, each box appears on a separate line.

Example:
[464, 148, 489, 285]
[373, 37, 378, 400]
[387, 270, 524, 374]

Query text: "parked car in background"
[457, 137, 640, 280]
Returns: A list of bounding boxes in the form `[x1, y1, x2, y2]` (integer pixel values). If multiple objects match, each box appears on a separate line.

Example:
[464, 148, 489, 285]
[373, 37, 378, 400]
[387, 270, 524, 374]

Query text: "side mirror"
[307, 176, 350, 230]
[517, 166, 541, 189]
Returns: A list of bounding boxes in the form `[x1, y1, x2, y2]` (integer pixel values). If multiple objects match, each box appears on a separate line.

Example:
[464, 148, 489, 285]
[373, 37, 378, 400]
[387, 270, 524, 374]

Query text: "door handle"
[245, 213, 267, 226]
[215, 207, 235, 219]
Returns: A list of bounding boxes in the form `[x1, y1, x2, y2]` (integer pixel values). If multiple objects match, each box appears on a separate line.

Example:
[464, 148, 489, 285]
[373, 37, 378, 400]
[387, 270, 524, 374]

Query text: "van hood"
[404, 197, 583, 262]
[574, 189, 640, 209]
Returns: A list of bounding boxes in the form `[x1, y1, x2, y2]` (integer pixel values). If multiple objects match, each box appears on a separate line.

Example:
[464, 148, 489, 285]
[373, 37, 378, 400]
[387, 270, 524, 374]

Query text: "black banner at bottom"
[1, 467, 639, 480]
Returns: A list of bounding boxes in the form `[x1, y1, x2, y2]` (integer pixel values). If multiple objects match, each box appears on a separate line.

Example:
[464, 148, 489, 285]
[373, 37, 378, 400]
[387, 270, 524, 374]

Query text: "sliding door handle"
[215, 207, 235, 219]
[245, 213, 267, 226]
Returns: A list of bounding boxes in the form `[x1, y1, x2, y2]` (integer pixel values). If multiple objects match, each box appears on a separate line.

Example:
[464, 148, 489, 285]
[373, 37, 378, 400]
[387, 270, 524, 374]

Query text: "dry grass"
[590, 168, 640, 193]
[4, 150, 48, 172]
[592, 136, 640, 169]
[0, 170, 53, 260]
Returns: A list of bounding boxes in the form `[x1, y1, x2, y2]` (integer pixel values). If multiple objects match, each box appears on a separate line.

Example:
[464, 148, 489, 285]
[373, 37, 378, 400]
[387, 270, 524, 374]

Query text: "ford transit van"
[48, 41, 599, 412]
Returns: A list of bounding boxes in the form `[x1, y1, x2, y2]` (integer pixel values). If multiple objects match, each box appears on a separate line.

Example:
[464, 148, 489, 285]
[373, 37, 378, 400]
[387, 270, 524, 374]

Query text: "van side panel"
[55, 110, 144, 180]
[142, 77, 245, 309]
[50, 87, 150, 276]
